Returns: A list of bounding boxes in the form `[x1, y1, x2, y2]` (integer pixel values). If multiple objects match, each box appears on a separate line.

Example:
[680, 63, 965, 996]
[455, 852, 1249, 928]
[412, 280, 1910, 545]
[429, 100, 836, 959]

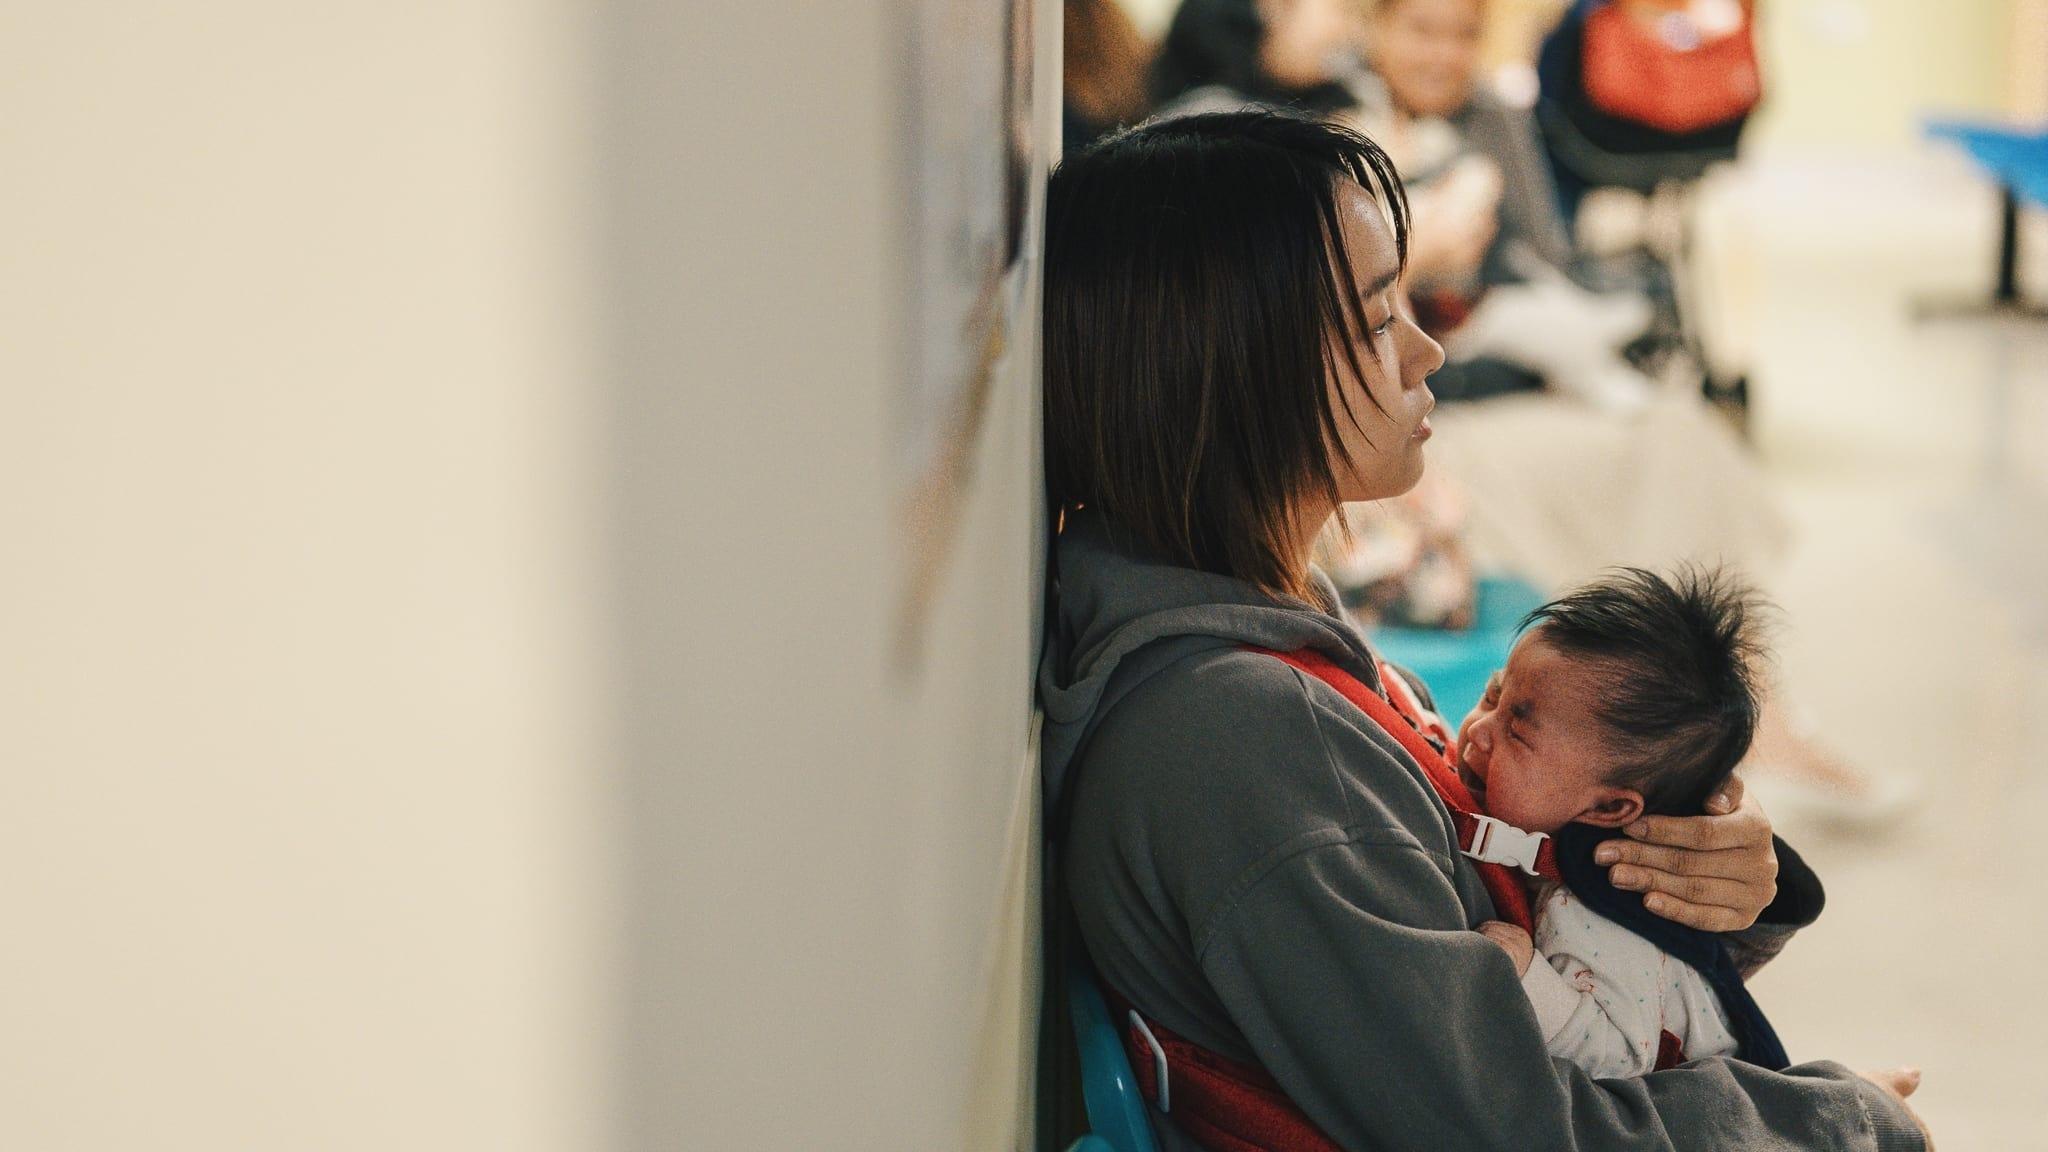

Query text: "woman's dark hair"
[1151, 0, 1358, 114]
[1523, 565, 1770, 816]
[1044, 111, 1409, 600]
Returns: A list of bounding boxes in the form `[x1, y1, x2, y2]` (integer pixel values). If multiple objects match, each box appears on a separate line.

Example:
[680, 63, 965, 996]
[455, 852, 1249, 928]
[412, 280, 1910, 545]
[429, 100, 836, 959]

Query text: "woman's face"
[1370, 0, 1484, 118]
[1327, 181, 1444, 503]
[1258, 0, 1361, 90]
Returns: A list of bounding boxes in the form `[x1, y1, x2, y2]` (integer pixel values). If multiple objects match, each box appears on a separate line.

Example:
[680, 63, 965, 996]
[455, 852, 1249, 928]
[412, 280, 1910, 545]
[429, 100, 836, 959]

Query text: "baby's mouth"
[1457, 759, 1486, 802]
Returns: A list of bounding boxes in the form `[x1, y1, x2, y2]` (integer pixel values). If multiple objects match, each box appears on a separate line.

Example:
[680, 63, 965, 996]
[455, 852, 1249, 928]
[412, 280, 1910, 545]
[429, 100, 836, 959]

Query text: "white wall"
[3, 2, 1048, 1147]
[612, 0, 1052, 1146]
[1745, 0, 2012, 154]
[1, 4, 609, 1150]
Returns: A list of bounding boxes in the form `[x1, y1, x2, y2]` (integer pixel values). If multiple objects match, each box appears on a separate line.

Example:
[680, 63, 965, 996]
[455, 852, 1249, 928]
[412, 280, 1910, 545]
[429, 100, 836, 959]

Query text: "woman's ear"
[1575, 788, 1645, 829]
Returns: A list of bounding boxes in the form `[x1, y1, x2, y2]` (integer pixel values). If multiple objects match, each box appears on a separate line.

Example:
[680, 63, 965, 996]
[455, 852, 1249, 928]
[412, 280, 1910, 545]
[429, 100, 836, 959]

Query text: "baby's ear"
[1576, 788, 1644, 829]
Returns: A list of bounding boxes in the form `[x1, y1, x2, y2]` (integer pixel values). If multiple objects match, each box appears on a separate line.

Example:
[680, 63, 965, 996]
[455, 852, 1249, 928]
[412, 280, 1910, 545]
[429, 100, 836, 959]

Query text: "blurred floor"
[1701, 148, 2048, 1148]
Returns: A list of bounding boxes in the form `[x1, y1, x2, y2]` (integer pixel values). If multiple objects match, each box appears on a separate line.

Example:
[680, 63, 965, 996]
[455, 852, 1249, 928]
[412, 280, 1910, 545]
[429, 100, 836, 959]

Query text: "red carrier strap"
[1261, 647, 1556, 928]
[1104, 985, 1346, 1152]
[1103, 646, 1562, 1152]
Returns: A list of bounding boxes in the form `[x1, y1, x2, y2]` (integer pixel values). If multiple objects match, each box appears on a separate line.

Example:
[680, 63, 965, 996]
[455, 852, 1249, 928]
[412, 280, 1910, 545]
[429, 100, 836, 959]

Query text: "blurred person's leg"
[1742, 695, 1918, 832]
[1425, 384, 1787, 589]
[1429, 384, 1914, 827]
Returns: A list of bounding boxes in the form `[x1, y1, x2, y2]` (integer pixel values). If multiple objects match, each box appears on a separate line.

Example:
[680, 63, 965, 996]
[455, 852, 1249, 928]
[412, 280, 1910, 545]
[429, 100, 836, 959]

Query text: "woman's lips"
[1412, 416, 1433, 441]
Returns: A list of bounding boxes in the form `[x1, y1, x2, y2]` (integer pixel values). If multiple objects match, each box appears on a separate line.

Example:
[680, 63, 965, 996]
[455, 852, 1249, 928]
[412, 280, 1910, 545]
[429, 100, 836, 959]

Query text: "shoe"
[1742, 762, 1918, 834]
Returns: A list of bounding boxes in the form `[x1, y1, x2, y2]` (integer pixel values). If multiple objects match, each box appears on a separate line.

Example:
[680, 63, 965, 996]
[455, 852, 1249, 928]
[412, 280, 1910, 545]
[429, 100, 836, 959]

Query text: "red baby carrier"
[1098, 647, 1558, 1152]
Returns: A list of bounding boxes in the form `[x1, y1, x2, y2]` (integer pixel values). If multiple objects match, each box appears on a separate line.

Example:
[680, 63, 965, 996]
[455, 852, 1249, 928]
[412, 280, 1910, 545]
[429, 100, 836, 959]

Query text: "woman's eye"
[1372, 314, 1396, 336]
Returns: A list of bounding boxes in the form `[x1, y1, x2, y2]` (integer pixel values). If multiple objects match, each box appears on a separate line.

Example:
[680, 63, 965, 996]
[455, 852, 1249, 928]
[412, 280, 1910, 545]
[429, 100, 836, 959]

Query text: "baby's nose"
[1465, 720, 1492, 753]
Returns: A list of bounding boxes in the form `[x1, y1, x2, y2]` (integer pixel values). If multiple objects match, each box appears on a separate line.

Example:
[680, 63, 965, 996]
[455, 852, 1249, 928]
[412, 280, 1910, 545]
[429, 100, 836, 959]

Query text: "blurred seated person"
[1064, 0, 1154, 155]
[1356, 0, 1659, 411]
[1152, 0, 1652, 408]
[1149, 0, 1364, 119]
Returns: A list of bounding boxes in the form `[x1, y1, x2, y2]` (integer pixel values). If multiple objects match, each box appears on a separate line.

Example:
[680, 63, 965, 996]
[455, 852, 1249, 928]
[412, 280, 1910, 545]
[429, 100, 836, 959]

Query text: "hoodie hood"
[1039, 509, 1384, 820]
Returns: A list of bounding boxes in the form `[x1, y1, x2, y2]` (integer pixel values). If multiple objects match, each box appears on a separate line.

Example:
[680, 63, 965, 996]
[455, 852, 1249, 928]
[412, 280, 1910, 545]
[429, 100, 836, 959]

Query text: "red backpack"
[1582, 0, 1761, 135]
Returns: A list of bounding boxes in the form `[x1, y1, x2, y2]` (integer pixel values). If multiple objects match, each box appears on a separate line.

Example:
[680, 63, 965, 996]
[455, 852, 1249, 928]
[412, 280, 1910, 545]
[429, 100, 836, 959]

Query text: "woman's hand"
[1860, 1067, 1933, 1149]
[1595, 775, 1778, 932]
[1476, 920, 1533, 976]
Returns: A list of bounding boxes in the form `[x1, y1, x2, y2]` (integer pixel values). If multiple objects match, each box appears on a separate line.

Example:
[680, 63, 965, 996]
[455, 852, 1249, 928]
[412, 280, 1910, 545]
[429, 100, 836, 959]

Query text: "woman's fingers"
[1610, 867, 1771, 913]
[1623, 803, 1770, 852]
[1598, 839, 1779, 883]
[1623, 776, 1771, 851]
[1705, 774, 1745, 815]
[1605, 833, 1779, 930]
[1868, 1067, 1923, 1098]
[1859, 1068, 1934, 1149]
[1628, 890, 1752, 933]
[1600, 776, 1779, 930]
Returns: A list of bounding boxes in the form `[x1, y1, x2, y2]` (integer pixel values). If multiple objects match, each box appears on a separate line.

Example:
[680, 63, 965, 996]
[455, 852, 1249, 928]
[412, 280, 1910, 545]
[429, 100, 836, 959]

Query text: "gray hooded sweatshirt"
[1040, 510, 1922, 1152]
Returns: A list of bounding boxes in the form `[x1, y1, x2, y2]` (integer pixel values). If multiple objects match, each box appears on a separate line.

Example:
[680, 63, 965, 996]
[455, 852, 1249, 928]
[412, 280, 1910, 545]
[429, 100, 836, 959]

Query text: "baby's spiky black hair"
[1524, 565, 1770, 816]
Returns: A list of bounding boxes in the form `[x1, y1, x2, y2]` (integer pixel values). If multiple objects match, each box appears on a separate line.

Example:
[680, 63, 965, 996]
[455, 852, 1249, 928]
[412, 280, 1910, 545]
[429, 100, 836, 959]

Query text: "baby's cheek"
[1487, 775, 1551, 832]
[1480, 773, 1522, 821]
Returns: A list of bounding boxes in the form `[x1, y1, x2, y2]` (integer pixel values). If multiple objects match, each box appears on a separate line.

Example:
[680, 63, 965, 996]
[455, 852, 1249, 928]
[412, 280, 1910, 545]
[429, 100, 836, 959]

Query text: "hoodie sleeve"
[1196, 834, 1920, 1151]
[1727, 837, 1827, 979]
[1182, 688, 1924, 1152]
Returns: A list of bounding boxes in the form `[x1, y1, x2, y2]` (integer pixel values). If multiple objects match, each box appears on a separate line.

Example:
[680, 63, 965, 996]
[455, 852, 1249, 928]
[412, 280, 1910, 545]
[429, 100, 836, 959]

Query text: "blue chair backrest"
[1066, 950, 1161, 1152]
[1368, 576, 1547, 723]
[1925, 119, 2048, 208]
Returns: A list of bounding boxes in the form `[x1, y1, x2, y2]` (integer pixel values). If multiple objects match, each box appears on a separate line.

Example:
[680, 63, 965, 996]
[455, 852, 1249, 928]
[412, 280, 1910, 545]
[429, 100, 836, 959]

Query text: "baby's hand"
[1477, 920, 1534, 976]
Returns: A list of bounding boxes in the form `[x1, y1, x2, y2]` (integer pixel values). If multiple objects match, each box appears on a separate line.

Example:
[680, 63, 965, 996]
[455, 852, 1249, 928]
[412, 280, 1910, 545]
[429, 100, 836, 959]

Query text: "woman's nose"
[1409, 325, 1446, 383]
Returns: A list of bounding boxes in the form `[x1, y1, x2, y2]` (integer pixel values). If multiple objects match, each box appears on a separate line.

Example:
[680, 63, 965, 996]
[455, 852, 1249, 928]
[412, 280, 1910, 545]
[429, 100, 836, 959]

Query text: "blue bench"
[1921, 119, 2048, 318]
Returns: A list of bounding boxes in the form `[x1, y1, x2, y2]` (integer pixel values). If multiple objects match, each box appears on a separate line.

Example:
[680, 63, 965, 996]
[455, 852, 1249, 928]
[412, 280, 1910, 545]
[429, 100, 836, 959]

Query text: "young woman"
[1039, 112, 1927, 1151]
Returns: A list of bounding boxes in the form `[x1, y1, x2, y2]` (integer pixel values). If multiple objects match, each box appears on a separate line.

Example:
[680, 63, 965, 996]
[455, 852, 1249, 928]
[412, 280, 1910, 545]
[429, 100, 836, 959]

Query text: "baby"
[1455, 566, 1784, 1077]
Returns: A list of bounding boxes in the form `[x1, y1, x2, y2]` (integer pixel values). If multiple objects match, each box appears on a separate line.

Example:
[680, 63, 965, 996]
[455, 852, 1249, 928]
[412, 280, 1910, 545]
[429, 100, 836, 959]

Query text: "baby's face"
[1454, 630, 1639, 835]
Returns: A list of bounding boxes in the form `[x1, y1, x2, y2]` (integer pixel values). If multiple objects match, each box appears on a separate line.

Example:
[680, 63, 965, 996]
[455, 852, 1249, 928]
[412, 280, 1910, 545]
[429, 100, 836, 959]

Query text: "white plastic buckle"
[1128, 1010, 1171, 1114]
[1464, 814, 1550, 877]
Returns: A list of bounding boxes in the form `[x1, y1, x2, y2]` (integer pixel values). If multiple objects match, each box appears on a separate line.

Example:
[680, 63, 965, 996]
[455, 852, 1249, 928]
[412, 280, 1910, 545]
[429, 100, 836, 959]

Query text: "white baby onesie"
[1518, 880, 1742, 1078]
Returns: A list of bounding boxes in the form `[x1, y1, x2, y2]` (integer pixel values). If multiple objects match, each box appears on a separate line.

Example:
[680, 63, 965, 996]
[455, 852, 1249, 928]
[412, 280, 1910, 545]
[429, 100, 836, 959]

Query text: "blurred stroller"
[1536, 0, 1762, 424]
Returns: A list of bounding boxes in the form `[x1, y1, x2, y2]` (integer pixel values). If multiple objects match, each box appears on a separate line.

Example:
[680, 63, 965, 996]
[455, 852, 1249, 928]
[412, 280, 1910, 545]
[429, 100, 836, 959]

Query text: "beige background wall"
[1745, 0, 2012, 152]
[4, 0, 1051, 1149]
[1, 3, 610, 1150]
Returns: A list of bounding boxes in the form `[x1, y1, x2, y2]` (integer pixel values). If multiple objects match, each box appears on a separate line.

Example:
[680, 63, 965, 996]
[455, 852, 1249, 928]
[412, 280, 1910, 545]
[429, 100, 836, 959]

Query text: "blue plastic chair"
[1065, 950, 1162, 1152]
[1367, 575, 1547, 723]
[1926, 120, 2048, 209]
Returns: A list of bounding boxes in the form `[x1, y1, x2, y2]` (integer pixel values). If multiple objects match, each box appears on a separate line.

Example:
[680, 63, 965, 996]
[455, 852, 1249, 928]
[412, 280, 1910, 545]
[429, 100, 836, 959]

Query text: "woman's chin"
[1399, 453, 1427, 492]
